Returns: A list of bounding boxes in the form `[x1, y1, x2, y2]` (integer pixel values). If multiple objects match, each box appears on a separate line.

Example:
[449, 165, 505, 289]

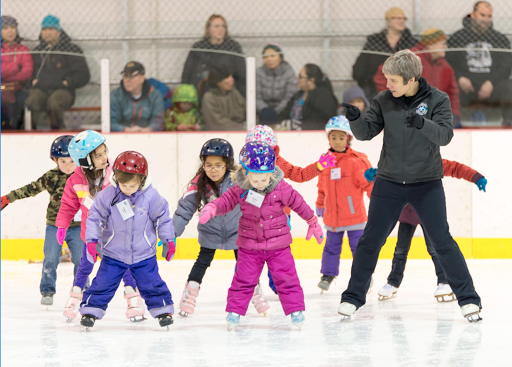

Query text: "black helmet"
[200, 138, 234, 159]
[50, 135, 74, 161]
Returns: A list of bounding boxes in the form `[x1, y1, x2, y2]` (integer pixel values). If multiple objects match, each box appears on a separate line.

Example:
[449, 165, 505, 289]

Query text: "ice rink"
[2, 258, 511, 366]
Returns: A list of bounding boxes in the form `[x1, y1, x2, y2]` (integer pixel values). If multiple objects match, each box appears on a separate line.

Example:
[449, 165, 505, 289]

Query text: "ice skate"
[461, 304, 482, 323]
[338, 302, 357, 322]
[41, 294, 53, 309]
[80, 314, 96, 331]
[318, 275, 336, 292]
[63, 286, 83, 322]
[251, 283, 270, 316]
[226, 312, 240, 331]
[124, 286, 146, 322]
[178, 281, 200, 317]
[291, 311, 305, 329]
[434, 283, 456, 302]
[157, 313, 173, 330]
[378, 283, 398, 301]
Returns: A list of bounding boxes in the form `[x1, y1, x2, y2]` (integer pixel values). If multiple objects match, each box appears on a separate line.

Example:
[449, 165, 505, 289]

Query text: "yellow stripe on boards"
[1, 237, 511, 261]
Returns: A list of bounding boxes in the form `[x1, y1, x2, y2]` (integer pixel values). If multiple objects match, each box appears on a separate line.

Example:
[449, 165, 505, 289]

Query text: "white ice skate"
[226, 312, 240, 331]
[124, 286, 146, 322]
[434, 283, 456, 302]
[338, 302, 357, 322]
[251, 283, 270, 316]
[63, 286, 83, 322]
[461, 304, 482, 323]
[178, 281, 200, 317]
[291, 311, 305, 329]
[378, 283, 398, 301]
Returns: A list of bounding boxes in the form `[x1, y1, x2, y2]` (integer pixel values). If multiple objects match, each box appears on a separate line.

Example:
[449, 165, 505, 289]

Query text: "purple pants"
[227, 246, 304, 316]
[321, 230, 364, 276]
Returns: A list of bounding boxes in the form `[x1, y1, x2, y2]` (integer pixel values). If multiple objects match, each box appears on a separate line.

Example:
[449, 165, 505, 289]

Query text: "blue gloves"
[476, 177, 487, 192]
[316, 207, 325, 218]
[364, 168, 378, 182]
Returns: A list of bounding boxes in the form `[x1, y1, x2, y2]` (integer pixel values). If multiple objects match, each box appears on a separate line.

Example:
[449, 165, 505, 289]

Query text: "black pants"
[387, 222, 447, 288]
[188, 246, 238, 284]
[341, 178, 480, 308]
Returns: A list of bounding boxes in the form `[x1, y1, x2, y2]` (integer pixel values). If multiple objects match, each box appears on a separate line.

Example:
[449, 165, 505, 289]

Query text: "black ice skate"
[157, 313, 174, 330]
[80, 314, 96, 330]
[318, 275, 336, 292]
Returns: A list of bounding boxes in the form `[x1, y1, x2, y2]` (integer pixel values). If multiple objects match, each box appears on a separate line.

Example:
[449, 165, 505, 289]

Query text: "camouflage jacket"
[6, 167, 80, 227]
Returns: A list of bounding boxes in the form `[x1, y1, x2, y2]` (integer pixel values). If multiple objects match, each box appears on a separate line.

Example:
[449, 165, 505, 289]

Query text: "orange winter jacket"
[316, 148, 373, 229]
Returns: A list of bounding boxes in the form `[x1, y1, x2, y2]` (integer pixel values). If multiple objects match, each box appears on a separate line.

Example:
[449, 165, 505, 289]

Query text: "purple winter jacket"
[210, 167, 314, 251]
[86, 175, 175, 265]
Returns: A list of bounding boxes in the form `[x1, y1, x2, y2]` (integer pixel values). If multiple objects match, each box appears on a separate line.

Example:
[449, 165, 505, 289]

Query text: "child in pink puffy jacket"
[199, 142, 323, 330]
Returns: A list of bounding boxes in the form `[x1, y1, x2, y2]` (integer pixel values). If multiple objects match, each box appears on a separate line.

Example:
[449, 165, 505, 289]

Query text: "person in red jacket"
[365, 159, 487, 302]
[374, 28, 461, 127]
[316, 116, 373, 291]
[1, 15, 34, 129]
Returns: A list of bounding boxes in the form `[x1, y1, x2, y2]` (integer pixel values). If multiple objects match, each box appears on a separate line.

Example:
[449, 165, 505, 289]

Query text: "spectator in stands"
[256, 43, 298, 125]
[374, 29, 462, 127]
[25, 15, 90, 130]
[280, 64, 338, 130]
[110, 61, 164, 132]
[342, 86, 370, 120]
[446, 1, 512, 126]
[1, 15, 33, 130]
[352, 7, 418, 101]
[182, 14, 246, 96]
[201, 65, 245, 131]
[164, 84, 202, 131]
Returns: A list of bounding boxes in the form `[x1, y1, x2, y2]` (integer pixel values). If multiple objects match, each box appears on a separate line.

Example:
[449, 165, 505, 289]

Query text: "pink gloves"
[86, 242, 99, 264]
[161, 239, 176, 262]
[198, 203, 217, 224]
[56, 227, 67, 246]
[317, 152, 337, 171]
[306, 216, 324, 244]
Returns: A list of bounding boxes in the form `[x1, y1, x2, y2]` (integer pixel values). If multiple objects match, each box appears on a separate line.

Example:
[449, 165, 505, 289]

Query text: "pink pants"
[226, 246, 305, 316]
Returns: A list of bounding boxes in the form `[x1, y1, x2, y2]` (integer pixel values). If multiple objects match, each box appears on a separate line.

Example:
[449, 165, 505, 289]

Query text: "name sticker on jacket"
[74, 209, 82, 222]
[83, 196, 94, 209]
[116, 199, 135, 220]
[331, 167, 341, 180]
[246, 191, 265, 208]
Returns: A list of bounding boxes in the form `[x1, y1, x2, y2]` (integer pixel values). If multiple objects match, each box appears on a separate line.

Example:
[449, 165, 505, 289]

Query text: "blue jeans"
[40, 225, 83, 295]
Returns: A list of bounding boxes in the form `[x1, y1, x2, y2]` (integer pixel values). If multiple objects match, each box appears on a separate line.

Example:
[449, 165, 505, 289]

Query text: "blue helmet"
[50, 135, 73, 161]
[326, 115, 351, 136]
[239, 142, 276, 173]
[200, 138, 234, 159]
[68, 130, 106, 169]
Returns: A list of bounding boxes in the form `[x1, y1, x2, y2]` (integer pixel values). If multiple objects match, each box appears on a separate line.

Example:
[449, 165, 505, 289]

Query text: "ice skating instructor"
[338, 49, 482, 322]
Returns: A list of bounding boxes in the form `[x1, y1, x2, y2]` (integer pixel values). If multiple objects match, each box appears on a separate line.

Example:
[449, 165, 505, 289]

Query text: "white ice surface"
[1, 259, 511, 367]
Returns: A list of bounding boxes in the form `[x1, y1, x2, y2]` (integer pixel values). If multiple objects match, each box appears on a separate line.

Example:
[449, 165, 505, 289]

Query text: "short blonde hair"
[382, 49, 423, 84]
[231, 166, 275, 188]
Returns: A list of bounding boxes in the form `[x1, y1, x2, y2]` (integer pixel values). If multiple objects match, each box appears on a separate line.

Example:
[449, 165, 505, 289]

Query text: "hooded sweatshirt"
[164, 84, 202, 131]
[446, 15, 512, 89]
[202, 87, 246, 131]
[343, 86, 371, 119]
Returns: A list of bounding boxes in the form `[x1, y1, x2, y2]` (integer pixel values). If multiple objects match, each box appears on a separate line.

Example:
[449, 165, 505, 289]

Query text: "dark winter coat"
[446, 15, 512, 90]
[352, 28, 418, 100]
[256, 61, 298, 114]
[181, 38, 246, 95]
[280, 85, 338, 130]
[349, 78, 453, 184]
[31, 30, 90, 98]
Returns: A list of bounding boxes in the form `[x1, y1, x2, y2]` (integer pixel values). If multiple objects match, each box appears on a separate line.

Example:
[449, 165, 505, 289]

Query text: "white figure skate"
[434, 283, 456, 302]
[124, 286, 146, 322]
[461, 304, 482, 323]
[63, 286, 83, 322]
[178, 281, 200, 317]
[338, 302, 357, 321]
[251, 283, 270, 316]
[378, 283, 398, 301]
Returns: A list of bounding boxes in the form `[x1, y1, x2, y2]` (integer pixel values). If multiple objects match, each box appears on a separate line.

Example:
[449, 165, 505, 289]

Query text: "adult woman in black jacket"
[280, 64, 338, 131]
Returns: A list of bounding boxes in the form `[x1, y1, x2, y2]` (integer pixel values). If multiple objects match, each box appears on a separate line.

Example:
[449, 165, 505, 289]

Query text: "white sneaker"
[461, 304, 482, 323]
[338, 302, 357, 321]
[378, 283, 398, 301]
[434, 283, 456, 302]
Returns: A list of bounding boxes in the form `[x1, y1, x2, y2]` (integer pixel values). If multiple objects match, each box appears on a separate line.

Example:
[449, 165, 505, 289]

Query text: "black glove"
[340, 103, 361, 121]
[406, 110, 424, 129]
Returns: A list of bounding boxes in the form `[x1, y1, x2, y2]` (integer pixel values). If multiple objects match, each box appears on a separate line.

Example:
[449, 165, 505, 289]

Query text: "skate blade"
[293, 321, 304, 330]
[129, 315, 147, 323]
[318, 284, 330, 292]
[178, 310, 190, 317]
[339, 315, 351, 322]
[435, 293, 457, 303]
[263, 311, 268, 317]
[227, 321, 238, 331]
[378, 293, 397, 301]
[66, 318, 74, 323]
[465, 312, 482, 323]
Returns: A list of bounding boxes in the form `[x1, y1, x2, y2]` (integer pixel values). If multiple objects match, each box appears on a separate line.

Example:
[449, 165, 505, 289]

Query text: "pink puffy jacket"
[211, 167, 314, 251]
[56, 159, 113, 241]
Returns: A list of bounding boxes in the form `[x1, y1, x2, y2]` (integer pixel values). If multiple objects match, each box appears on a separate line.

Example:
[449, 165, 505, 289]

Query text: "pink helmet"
[245, 125, 277, 148]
